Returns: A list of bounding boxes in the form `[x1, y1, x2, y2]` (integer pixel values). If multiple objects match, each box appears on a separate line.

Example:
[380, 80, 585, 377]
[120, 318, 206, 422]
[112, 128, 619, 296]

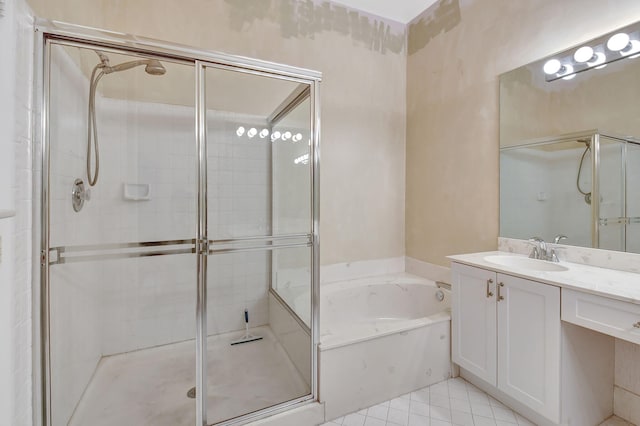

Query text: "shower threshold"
[68, 326, 310, 426]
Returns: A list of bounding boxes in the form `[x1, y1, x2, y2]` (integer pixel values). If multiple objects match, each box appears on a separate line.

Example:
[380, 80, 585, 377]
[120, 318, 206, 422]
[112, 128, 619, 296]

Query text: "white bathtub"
[319, 273, 452, 420]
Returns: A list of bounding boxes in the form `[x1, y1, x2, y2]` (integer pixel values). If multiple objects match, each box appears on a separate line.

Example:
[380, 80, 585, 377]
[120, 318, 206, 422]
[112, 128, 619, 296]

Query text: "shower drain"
[187, 387, 196, 399]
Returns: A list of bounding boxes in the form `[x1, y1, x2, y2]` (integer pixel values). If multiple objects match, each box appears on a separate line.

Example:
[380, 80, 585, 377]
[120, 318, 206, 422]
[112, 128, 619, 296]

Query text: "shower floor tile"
[69, 326, 309, 426]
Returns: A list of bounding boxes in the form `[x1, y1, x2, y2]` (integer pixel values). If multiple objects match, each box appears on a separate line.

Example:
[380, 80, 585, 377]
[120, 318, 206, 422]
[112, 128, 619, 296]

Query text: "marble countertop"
[448, 251, 640, 305]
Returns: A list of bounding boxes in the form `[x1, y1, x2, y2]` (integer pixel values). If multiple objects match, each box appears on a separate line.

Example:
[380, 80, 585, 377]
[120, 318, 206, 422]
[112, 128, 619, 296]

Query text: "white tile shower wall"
[50, 49, 272, 348]
[500, 149, 552, 241]
[0, 0, 34, 424]
[207, 112, 271, 239]
[500, 147, 595, 247]
[501, 144, 626, 249]
[207, 251, 270, 336]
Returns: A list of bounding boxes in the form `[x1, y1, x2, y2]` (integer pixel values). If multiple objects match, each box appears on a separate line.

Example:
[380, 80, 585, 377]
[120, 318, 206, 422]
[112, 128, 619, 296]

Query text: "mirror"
[499, 20, 640, 253]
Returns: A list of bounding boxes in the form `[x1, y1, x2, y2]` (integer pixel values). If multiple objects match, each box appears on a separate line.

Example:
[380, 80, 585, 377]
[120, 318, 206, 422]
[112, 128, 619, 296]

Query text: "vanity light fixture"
[542, 22, 640, 82]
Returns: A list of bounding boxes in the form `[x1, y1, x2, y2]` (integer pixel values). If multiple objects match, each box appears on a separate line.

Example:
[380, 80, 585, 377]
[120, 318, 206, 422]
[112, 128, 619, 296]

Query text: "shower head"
[577, 138, 591, 147]
[104, 59, 167, 75]
[144, 60, 166, 75]
[94, 51, 166, 76]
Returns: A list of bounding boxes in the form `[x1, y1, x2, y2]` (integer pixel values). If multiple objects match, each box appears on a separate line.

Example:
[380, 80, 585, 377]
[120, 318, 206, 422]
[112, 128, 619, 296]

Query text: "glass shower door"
[203, 65, 313, 424]
[597, 136, 626, 251]
[46, 41, 198, 426]
[627, 141, 640, 253]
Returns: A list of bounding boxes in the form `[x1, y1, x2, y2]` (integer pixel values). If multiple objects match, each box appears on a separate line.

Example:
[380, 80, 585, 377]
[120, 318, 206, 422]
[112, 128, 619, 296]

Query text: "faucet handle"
[527, 237, 545, 259]
[549, 249, 560, 263]
[553, 235, 568, 244]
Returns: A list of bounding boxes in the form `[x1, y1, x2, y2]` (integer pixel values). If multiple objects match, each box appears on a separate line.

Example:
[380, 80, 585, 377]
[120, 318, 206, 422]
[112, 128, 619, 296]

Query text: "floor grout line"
[322, 377, 632, 426]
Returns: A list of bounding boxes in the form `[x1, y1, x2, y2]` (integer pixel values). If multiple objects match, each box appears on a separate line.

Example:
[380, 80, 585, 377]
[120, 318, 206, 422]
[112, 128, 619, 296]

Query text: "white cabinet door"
[452, 263, 497, 386]
[497, 274, 560, 423]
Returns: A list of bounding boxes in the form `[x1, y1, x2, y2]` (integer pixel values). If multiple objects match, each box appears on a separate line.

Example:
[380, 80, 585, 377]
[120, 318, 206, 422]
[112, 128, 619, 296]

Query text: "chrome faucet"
[554, 234, 568, 244]
[528, 237, 559, 262]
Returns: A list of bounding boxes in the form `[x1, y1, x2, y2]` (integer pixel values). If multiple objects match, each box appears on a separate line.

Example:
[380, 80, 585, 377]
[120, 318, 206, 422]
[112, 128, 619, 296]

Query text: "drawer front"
[562, 289, 640, 344]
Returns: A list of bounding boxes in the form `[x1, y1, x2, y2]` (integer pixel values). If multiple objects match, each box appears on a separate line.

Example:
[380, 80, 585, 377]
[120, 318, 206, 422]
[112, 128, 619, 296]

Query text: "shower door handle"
[486, 279, 494, 298]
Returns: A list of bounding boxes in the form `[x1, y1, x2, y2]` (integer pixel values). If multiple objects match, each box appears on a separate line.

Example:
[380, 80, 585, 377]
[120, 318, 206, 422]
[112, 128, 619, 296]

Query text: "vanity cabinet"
[452, 263, 560, 423]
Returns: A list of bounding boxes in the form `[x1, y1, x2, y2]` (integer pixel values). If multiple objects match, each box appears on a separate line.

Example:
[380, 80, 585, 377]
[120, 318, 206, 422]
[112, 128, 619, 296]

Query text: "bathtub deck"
[68, 326, 309, 425]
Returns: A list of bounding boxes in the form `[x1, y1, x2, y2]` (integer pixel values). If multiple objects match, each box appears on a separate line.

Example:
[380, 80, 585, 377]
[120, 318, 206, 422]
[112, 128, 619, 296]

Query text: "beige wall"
[406, 0, 640, 267]
[29, 0, 407, 266]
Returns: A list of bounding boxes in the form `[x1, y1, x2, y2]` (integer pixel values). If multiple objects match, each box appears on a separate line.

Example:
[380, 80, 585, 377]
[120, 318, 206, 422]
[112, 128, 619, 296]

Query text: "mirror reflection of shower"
[576, 138, 592, 205]
[85, 51, 166, 187]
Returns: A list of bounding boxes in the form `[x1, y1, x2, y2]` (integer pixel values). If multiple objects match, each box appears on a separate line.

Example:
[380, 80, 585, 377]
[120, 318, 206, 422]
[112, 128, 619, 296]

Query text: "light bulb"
[292, 133, 302, 142]
[282, 131, 292, 141]
[560, 64, 575, 80]
[247, 128, 257, 138]
[607, 32, 630, 51]
[271, 131, 281, 142]
[236, 126, 245, 137]
[259, 129, 269, 138]
[543, 59, 562, 75]
[574, 46, 594, 63]
[587, 52, 606, 68]
[621, 39, 640, 57]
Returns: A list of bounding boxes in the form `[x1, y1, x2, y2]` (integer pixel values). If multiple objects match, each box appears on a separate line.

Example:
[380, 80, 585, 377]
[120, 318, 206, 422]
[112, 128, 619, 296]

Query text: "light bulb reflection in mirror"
[607, 32, 630, 51]
[543, 59, 562, 75]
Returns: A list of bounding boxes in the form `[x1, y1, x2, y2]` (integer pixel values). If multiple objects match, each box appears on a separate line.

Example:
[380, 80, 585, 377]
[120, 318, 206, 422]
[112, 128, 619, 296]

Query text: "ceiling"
[330, 0, 440, 24]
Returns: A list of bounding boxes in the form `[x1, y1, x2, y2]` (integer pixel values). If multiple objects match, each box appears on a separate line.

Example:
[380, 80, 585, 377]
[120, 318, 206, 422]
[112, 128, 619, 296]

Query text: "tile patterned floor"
[320, 377, 634, 426]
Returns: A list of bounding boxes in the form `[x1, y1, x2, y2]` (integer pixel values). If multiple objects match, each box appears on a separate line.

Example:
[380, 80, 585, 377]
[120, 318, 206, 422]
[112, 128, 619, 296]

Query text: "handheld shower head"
[104, 59, 166, 75]
[144, 60, 166, 75]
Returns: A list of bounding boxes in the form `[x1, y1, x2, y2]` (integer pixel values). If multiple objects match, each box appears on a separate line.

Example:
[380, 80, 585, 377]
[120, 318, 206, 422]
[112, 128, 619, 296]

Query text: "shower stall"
[37, 22, 320, 426]
[500, 130, 640, 253]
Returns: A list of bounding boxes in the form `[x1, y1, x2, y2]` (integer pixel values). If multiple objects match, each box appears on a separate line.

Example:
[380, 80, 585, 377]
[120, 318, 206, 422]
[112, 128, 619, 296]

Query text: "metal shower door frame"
[35, 20, 321, 426]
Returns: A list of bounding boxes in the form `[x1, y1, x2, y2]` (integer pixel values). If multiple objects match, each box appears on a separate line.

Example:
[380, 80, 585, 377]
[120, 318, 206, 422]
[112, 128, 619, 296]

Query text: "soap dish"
[123, 183, 151, 201]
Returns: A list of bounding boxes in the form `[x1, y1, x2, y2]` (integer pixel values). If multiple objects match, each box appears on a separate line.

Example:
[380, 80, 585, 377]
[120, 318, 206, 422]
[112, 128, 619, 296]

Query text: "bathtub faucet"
[436, 281, 451, 291]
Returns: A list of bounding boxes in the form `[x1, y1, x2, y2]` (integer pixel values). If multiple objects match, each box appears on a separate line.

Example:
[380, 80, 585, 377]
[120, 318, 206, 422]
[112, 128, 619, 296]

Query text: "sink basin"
[484, 255, 569, 272]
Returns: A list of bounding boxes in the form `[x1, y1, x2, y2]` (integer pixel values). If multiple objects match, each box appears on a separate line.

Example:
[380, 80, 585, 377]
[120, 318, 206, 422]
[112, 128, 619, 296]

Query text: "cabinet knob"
[497, 282, 505, 301]
[486, 279, 494, 298]
[633, 322, 640, 329]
